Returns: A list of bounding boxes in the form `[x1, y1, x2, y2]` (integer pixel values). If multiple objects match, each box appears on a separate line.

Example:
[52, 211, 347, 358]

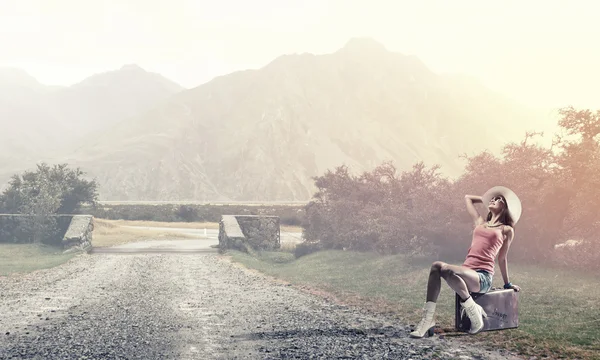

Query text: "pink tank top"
[462, 225, 505, 275]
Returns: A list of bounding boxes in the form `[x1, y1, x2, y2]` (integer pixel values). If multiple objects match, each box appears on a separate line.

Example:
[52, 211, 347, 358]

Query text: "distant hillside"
[47, 64, 185, 137]
[64, 38, 545, 201]
[0, 65, 184, 188]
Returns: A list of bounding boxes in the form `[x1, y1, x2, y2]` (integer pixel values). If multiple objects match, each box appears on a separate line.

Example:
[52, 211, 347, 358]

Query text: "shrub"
[303, 162, 451, 256]
[174, 205, 200, 222]
[280, 214, 303, 226]
[301, 106, 600, 269]
[0, 163, 97, 244]
[551, 239, 600, 272]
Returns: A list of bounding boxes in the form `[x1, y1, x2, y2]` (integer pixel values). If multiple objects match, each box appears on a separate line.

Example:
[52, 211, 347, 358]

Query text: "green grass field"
[0, 244, 76, 276]
[229, 249, 600, 360]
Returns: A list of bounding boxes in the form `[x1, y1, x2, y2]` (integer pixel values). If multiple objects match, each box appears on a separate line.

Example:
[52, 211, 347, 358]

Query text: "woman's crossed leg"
[427, 261, 481, 302]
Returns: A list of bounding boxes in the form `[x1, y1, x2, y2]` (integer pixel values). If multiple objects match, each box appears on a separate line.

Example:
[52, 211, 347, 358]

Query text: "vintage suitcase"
[455, 288, 519, 332]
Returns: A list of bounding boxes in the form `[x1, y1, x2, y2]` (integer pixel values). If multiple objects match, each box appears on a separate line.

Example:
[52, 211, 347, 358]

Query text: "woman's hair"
[486, 195, 515, 227]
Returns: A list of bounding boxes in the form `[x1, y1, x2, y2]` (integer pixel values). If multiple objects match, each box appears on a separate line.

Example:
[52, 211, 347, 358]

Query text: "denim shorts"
[476, 270, 493, 293]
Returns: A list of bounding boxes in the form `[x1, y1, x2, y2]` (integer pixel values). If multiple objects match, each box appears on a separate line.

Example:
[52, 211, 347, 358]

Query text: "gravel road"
[0, 240, 521, 359]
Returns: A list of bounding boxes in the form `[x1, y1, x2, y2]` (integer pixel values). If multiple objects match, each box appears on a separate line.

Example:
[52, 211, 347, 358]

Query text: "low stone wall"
[62, 215, 94, 254]
[218, 215, 280, 253]
[0, 214, 72, 245]
[218, 215, 247, 252]
[236, 215, 280, 250]
[0, 214, 94, 253]
[0, 215, 25, 242]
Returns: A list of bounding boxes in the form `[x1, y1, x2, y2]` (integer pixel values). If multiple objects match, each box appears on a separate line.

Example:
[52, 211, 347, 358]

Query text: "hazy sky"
[1, 0, 599, 111]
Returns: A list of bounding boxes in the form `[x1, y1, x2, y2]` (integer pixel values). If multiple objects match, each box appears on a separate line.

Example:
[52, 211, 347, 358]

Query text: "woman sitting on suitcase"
[409, 186, 522, 338]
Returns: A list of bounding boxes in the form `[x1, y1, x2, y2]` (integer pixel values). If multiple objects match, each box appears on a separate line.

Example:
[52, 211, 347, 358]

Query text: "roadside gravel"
[0, 245, 521, 359]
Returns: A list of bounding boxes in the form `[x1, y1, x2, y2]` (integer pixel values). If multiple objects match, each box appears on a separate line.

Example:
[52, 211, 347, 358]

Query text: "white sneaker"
[460, 297, 487, 334]
[409, 301, 436, 338]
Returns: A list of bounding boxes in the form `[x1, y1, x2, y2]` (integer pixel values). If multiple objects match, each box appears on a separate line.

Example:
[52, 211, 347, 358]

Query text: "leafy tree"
[303, 162, 450, 255]
[302, 106, 600, 270]
[0, 163, 98, 215]
[0, 163, 98, 244]
[553, 106, 600, 240]
[451, 132, 560, 261]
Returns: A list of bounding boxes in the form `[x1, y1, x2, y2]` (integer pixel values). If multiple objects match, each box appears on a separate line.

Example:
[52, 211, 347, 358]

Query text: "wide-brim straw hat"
[482, 186, 522, 225]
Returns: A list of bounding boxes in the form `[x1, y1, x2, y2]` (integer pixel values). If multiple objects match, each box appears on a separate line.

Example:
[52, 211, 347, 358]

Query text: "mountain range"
[0, 64, 183, 186]
[1, 38, 546, 201]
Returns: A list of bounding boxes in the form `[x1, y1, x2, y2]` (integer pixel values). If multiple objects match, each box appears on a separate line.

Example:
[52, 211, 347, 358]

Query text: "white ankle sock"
[424, 301, 436, 312]
[462, 296, 475, 307]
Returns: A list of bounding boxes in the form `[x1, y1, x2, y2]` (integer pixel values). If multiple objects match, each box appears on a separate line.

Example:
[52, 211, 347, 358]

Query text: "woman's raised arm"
[464, 195, 484, 226]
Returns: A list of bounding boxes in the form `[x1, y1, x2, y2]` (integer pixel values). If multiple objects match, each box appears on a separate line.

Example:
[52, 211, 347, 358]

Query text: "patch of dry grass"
[98, 219, 302, 233]
[93, 219, 197, 247]
[100, 219, 220, 229]
[281, 225, 303, 232]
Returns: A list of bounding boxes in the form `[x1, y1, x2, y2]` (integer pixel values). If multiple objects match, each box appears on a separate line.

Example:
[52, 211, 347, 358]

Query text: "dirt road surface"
[0, 239, 520, 359]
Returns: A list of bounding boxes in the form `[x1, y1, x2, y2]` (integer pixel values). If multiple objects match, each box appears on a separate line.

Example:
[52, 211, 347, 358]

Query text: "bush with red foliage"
[303, 106, 600, 269]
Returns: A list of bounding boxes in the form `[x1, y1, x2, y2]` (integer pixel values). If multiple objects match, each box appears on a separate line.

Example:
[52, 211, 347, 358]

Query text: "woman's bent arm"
[465, 195, 484, 226]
